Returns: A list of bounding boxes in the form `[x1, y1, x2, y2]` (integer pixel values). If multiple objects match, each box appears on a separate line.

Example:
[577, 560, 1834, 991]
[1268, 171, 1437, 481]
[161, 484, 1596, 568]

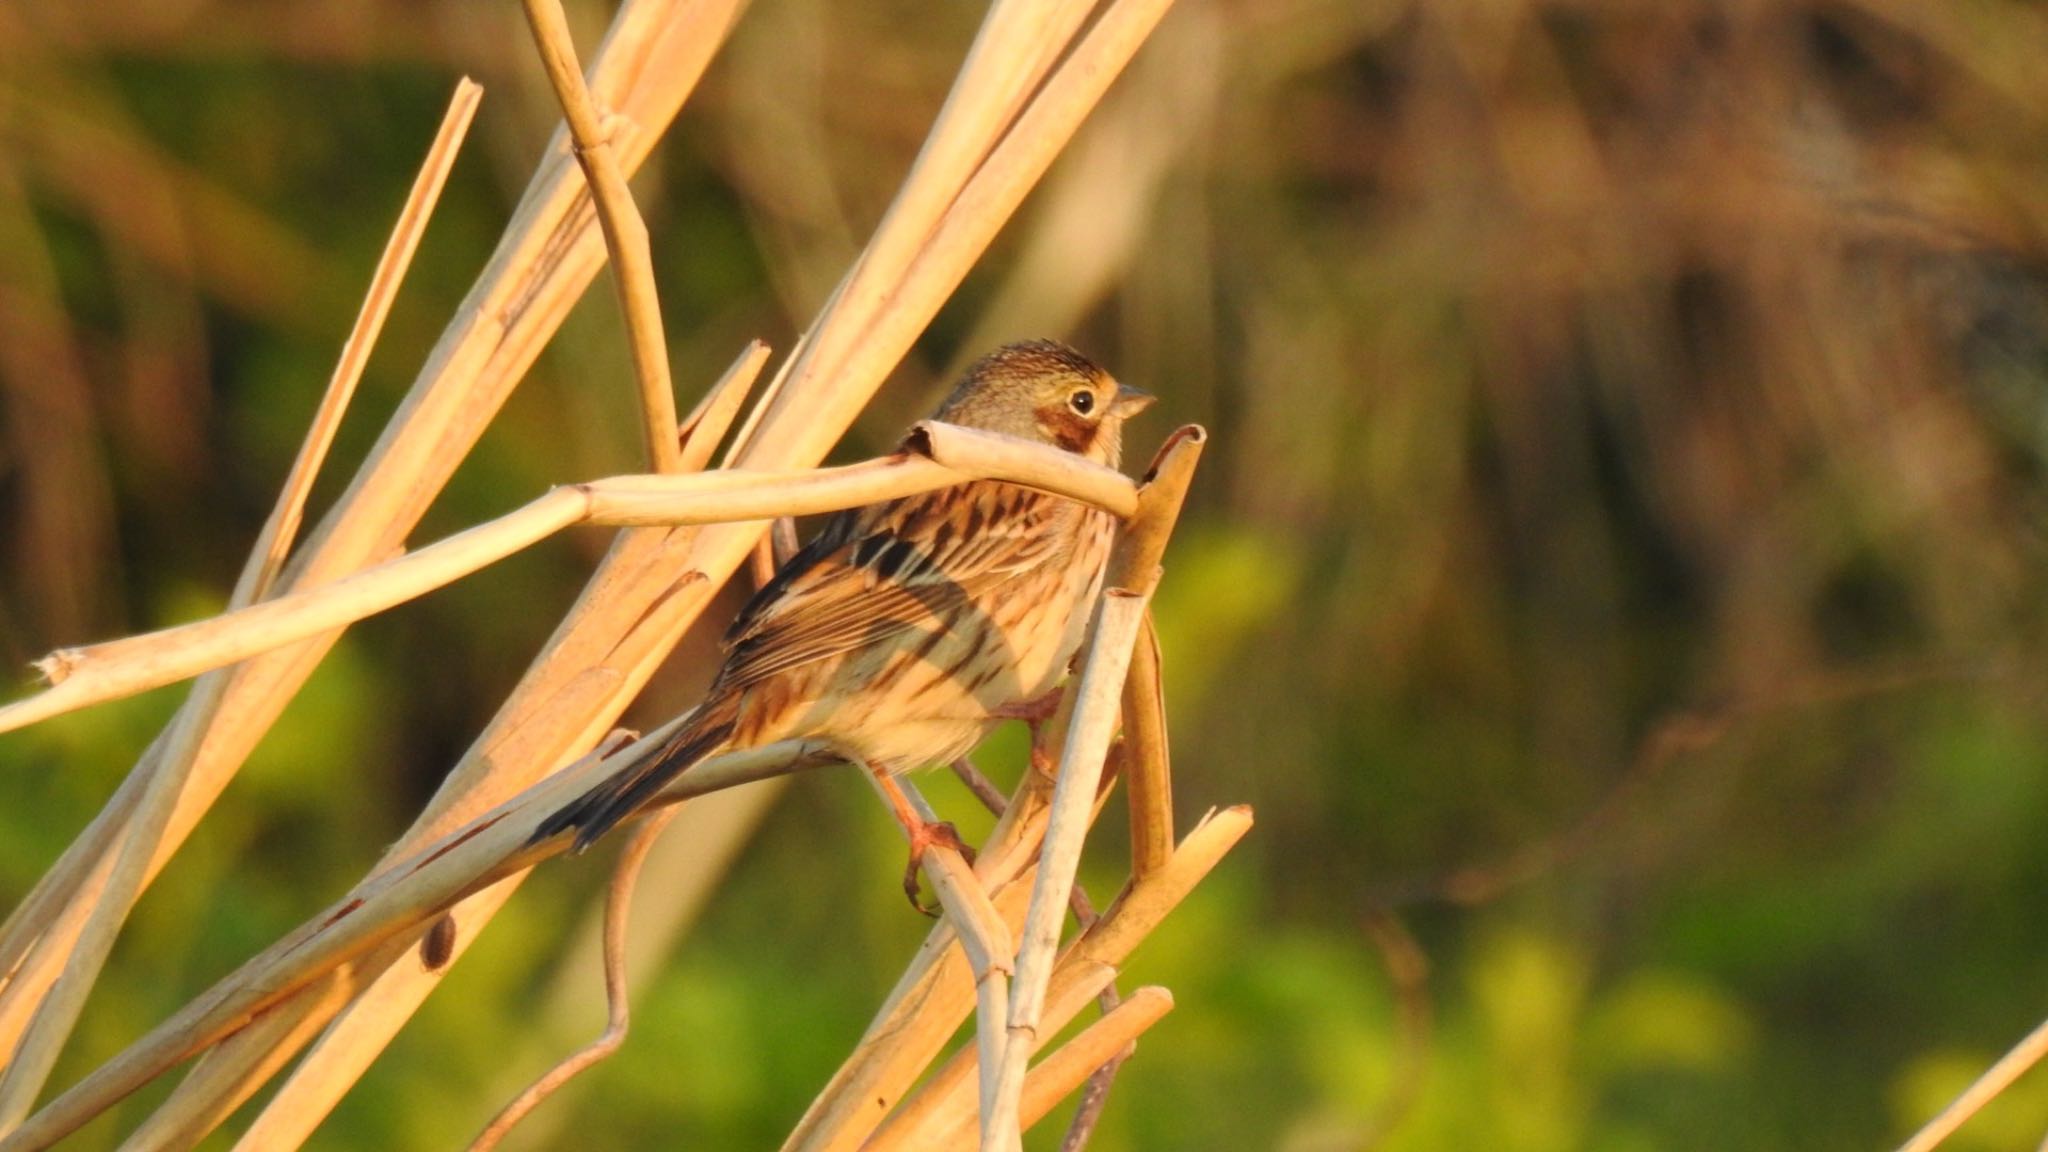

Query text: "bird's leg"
[867, 767, 975, 915]
[992, 688, 1066, 781]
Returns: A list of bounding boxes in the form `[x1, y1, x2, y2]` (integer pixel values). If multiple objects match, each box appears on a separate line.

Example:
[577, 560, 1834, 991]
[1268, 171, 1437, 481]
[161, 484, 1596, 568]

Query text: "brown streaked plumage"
[534, 340, 1153, 865]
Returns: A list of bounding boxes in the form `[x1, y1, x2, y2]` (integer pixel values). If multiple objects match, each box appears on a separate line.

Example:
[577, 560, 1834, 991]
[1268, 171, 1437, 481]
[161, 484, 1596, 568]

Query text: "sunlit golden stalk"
[1122, 615, 1172, 876]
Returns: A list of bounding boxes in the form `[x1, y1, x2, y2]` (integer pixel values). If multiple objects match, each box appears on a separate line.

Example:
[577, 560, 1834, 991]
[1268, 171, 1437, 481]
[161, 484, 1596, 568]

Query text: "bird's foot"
[902, 819, 977, 916]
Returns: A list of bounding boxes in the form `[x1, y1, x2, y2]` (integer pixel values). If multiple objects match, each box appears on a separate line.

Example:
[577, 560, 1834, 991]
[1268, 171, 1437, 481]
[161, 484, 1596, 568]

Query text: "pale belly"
[739, 507, 1112, 774]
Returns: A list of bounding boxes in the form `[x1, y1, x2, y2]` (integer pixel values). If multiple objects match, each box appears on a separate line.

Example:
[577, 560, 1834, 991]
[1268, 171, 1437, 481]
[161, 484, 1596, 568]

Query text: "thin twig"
[1355, 907, 1431, 1152]
[468, 806, 680, 1152]
[950, 757, 1013, 817]
[1056, 881, 1127, 1152]
[520, 0, 681, 474]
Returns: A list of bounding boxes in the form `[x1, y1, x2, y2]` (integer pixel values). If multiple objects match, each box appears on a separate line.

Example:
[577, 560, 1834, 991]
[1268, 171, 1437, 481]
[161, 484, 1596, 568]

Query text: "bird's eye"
[1068, 389, 1095, 416]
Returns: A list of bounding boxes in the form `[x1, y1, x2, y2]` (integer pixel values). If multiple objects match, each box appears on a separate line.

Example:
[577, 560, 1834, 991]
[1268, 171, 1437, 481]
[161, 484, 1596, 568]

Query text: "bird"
[532, 339, 1153, 904]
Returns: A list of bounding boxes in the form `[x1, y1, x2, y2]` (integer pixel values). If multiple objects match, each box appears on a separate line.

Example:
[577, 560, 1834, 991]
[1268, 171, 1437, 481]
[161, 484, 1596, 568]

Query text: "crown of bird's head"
[932, 339, 1154, 468]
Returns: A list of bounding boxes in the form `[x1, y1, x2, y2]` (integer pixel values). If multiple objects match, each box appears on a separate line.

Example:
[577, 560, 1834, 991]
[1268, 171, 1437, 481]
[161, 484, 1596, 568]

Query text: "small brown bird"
[534, 340, 1152, 897]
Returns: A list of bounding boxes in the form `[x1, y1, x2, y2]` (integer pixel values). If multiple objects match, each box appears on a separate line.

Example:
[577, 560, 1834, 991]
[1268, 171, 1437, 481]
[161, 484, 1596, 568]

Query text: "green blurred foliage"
[5, 0, 2048, 1148]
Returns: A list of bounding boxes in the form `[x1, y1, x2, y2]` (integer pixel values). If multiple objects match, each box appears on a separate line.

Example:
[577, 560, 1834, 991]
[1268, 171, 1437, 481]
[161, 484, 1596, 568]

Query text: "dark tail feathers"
[531, 718, 735, 854]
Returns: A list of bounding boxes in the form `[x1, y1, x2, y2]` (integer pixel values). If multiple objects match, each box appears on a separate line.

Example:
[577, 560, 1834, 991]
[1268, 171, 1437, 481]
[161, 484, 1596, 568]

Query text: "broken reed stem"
[677, 340, 770, 473]
[519, 0, 680, 475]
[984, 425, 1204, 1146]
[467, 806, 679, 1152]
[241, 77, 484, 604]
[1122, 612, 1171, 877]
[1, 428, 1140, 737]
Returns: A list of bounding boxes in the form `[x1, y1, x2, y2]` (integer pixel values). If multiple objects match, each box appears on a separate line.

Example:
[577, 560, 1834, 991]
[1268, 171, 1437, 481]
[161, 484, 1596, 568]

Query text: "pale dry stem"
[519, 0, 680, 475]
[0, 430, 1140, 737]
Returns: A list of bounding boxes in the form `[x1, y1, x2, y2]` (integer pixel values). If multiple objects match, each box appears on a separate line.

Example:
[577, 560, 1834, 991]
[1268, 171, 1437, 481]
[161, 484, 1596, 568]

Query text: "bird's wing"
[715, 482, 1075, 692]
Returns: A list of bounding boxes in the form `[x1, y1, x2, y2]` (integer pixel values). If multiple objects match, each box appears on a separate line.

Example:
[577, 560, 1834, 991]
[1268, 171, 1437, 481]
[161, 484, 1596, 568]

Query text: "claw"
[902, 819, 976, 915]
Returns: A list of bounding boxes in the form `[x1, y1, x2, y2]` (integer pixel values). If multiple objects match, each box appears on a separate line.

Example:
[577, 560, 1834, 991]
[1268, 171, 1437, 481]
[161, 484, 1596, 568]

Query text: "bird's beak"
[1110, 382, 1155, 418]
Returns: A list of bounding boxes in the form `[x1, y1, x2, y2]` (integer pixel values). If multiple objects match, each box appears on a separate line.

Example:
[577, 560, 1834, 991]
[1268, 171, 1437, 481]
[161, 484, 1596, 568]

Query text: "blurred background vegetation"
[5, 0, 2048, 1148]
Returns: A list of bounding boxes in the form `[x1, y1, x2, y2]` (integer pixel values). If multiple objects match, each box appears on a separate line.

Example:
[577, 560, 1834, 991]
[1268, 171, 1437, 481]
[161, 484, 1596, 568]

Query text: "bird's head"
[933, 339, 1154, 468]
